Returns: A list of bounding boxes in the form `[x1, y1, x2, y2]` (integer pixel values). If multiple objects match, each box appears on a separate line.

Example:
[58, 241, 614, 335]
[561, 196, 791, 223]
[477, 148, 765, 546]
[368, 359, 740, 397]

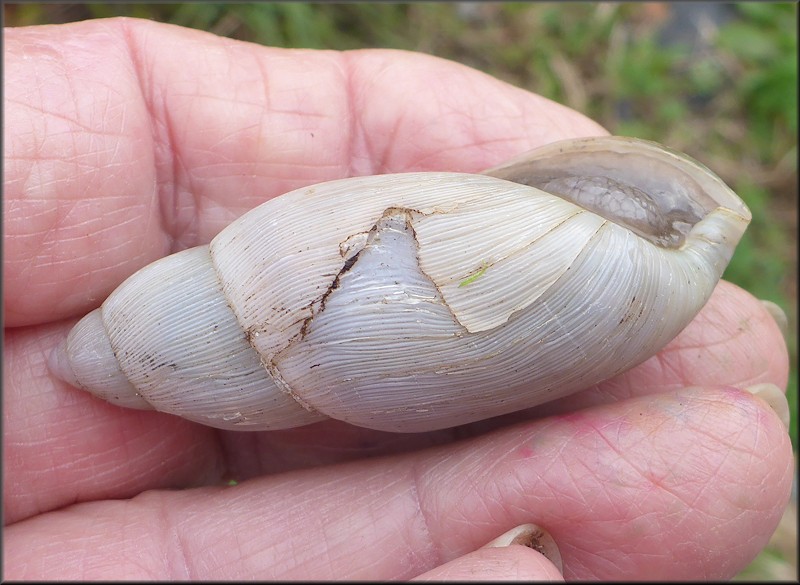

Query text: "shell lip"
[483, 135, 751, 250]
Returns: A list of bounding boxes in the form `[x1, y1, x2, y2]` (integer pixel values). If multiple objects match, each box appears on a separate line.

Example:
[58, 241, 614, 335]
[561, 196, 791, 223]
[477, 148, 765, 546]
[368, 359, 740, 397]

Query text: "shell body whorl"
[51, 137, 751, 432]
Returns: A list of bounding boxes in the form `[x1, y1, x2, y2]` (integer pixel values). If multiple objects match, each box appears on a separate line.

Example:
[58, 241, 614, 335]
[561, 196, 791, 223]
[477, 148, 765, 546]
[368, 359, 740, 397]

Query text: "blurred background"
[5, 2, 797, 580]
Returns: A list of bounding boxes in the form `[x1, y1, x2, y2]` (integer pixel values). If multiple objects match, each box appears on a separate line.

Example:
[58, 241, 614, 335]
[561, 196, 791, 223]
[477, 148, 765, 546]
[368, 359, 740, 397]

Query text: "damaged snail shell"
[49, 136, 751, 433]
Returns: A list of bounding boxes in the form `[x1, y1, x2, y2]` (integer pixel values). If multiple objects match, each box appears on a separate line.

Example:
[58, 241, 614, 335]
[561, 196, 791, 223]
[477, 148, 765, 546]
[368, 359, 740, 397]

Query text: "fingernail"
[744, 383, 790, 431]
[760, 300, 789, 342]
[483, 523, 563, 573]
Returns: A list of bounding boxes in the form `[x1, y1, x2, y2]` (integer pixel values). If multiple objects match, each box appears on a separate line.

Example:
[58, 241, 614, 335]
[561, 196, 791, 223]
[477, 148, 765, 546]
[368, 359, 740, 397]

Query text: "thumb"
[413, 524, 564, 581]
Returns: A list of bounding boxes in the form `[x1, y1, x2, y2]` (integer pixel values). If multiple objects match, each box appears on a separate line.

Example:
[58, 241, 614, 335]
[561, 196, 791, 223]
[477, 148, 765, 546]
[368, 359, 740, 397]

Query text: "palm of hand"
[3, 18, 792, 581]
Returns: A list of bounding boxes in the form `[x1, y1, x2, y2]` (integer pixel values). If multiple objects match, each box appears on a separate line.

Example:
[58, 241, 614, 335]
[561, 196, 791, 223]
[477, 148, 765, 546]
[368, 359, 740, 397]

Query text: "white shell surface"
[271, 208, 715, 431]
[210, 174, 600, 356]
[98, 246, 324, 430]
[206, 171, 743, 431]
[51, 138, 752, 433]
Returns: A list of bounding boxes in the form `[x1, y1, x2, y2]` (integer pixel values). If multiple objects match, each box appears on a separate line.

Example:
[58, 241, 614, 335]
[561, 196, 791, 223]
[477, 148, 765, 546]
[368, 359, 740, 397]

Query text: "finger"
[4, 17, 605, 327]
[4, 386, 792, 580]
[3, 321, 226, 525]
[4, 279, 788, 524]
[412, 546, 563, 581]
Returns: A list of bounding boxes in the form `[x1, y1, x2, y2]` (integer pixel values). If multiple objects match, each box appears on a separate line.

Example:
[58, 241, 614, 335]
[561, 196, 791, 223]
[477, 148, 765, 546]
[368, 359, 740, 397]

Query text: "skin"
[3, 18, 793, 580]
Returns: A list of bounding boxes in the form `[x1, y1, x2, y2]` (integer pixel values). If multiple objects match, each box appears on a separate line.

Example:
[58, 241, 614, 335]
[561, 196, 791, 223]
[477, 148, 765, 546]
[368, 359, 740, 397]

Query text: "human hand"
[4, 18, 793, 580]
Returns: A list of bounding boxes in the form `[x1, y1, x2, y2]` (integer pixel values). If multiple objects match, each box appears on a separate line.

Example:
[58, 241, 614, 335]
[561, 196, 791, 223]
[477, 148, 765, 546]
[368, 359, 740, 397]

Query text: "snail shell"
[49, 137, 751, 432]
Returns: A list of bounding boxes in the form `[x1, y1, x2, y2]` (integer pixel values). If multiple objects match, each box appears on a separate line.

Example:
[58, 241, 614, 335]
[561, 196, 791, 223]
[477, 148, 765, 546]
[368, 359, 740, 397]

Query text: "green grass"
[5, 3, 797, 580]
